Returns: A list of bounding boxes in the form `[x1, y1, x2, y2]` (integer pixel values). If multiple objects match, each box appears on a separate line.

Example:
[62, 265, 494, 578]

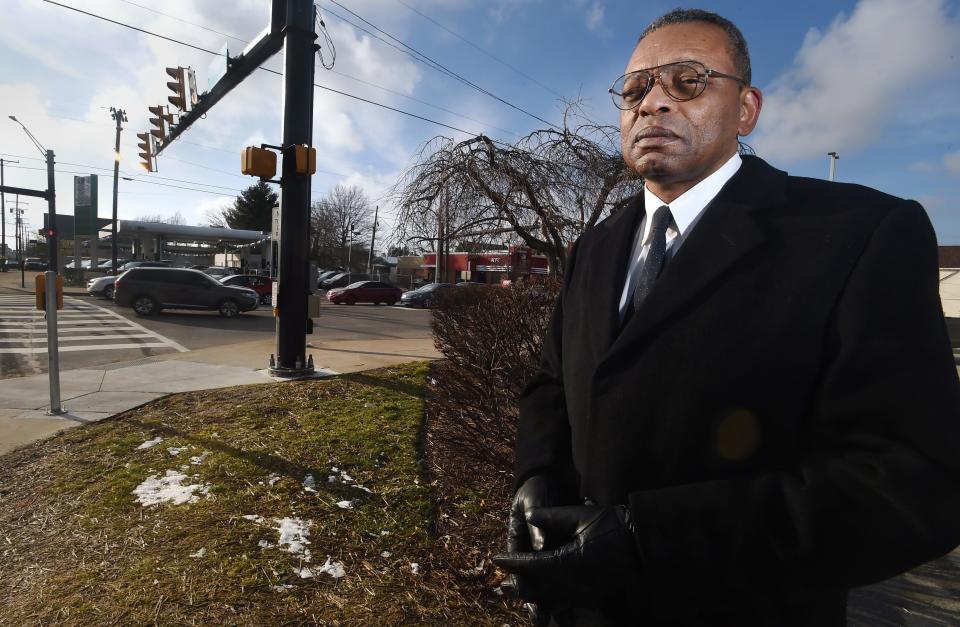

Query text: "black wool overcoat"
[513, 155, 960, 625]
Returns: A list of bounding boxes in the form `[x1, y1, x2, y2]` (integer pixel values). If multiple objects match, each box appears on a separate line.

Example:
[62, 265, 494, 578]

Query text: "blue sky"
[1, 0, 958, 254]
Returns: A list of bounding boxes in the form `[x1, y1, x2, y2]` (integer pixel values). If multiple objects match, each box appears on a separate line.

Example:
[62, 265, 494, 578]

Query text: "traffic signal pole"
[273, 0, 317, 376]
[145, 0, 317, 376]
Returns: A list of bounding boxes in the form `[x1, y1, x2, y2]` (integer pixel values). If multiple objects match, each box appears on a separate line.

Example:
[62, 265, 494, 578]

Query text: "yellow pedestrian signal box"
[241, 147, 277, 179]
[295, 145, 316, 175]
[35, 274, 64, 311]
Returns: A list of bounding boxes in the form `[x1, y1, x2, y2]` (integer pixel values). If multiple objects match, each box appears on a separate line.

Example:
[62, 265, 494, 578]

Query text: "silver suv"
[114, 268, 258, 317]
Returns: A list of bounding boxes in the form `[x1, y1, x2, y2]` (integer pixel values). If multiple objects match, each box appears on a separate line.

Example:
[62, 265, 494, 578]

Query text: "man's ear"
[738, 86, 762, 136]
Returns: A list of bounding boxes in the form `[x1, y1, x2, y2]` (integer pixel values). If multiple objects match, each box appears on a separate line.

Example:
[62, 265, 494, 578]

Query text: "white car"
[86, 275, 117, 299]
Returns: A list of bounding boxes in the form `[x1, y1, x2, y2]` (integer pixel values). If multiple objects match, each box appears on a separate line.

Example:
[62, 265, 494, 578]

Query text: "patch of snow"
[276, 517, 312, 560]
[132, 470, 210, 506]
[327, 475, 337, 483]
[294, 566, 315, 579]
[336, 499, 358, 510]
[189, 548, 206, 558]
[380, 530, 391, 536]
[331, 466, 339, 472]
[410, 562, 421, 574]
[189, 451, 210, 465]
[340, 470, 354, 482]
[167, 446, 187, 456]
[136, 437, 163, 450]
[381, 551, 392, 558]
[268, 474, 280, 486]
[318, 556, 346, 579]
[243, 514, 267, 525]
[258, 540, 275, 549]
[302, 474, 316, 493]
[272, 584, 293, 592]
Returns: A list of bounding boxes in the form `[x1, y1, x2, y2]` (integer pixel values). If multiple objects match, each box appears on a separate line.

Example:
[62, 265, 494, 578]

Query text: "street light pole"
[827, 151, 839, 182]
[110, 108, 127, 274]
[1, 158, 19, 271]
[8, 116, 58, 273]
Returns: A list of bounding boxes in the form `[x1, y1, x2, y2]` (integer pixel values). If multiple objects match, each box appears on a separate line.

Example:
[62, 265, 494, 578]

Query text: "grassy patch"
[0, 362, 522, 625]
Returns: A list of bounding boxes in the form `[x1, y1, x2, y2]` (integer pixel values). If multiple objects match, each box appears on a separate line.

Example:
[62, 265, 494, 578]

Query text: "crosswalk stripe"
[0, 342, 172, 354]
[0, 295, 188, 355]
[0, 333, 155, 343]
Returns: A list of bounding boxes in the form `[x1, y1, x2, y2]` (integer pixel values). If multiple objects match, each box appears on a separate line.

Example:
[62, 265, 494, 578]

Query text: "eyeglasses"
[609, 60, 747, 110]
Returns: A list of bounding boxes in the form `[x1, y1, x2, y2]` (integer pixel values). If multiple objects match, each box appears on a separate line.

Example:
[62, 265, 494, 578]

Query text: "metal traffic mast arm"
[153, 0, 285, 155]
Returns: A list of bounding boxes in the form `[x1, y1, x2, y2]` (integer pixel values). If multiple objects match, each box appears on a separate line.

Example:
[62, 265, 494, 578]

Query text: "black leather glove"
[493, 504, 642, 607]
[507, 474, 565, 553]
[502, 474, 565, 626]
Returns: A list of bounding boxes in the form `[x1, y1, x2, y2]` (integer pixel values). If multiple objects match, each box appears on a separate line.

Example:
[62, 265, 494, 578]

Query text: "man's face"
[619, 22, 761, 201]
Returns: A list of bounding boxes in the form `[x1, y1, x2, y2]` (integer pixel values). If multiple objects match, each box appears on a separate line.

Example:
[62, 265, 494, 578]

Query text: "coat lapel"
[599, 156, 787, 367]
[585, 197, 647, 351]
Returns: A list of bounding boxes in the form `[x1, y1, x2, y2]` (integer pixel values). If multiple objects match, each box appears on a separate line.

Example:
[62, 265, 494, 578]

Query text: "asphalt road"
[0, 284, 432, 379]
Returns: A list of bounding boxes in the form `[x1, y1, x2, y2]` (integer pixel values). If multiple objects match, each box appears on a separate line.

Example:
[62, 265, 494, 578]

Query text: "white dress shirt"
[617, 153, 743, 321]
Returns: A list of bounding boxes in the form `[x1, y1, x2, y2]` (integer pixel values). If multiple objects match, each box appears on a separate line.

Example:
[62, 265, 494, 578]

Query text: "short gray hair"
[639, 8, 752, 86]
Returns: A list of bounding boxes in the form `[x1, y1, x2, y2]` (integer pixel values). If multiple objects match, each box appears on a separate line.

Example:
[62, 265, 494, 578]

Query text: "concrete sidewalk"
[0, 336, 442, 456]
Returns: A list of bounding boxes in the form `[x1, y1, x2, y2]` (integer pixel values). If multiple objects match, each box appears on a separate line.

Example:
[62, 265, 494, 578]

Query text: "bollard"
[44, 270, 64, 415]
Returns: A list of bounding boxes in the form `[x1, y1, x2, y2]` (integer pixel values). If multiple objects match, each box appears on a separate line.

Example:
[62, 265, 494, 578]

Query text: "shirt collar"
[642, 152, 742, 241]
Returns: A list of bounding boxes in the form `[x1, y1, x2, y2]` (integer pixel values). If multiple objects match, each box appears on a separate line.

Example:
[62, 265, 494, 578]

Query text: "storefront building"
[422, 245, 549, 284]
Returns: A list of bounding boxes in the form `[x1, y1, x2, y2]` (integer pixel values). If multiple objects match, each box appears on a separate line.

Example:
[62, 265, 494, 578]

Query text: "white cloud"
[944, 151, 960, 175]
[574, 0, 605, 34]
[752, 0, 960, 163]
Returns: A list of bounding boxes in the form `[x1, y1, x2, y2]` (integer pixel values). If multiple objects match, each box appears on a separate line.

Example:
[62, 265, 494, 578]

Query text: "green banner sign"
[73, 175, 99, 236]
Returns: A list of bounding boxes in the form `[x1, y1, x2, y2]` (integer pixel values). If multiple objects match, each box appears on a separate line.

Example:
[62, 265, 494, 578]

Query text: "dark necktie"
[631, 205, 672, 313]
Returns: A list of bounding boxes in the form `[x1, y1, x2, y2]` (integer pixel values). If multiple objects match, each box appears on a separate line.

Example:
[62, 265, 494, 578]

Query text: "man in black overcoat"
[493, 8, 960, 626]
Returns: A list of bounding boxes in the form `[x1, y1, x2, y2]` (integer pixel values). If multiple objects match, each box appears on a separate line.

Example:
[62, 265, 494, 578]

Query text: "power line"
[327, 70, 520, 137]
[114, 0, 248, 43]
[394, 0, 562, 99]
[322, 0, 559, 129]
[5, 163, 237, 196]
[41, 0, 513, 141]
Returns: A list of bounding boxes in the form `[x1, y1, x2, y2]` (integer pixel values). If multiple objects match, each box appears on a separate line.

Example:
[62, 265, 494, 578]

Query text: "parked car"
[317, 270, 340, 284]
[119, 260, 171, 272]
[114, 268, 259, 317]
[327, 281, 403, 305]
[204, 266, 240, 278]
[400, 282, 454, 308]
[321, 272, 370, 289]
[220, 274, 274, 305]
[22, 257, 48, 271]
[86, 275, 117, 299]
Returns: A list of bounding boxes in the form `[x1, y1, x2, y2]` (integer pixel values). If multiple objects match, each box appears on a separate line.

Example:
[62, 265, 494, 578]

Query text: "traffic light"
[241, 146, 277, 179]
[186, 67, 199, 108]
[44, 227, 56, 239]
[137, 132, 156, 172]
[148, 105, 167, 142]
[166, 67, 187, 110]
[294, 145, 317, 175]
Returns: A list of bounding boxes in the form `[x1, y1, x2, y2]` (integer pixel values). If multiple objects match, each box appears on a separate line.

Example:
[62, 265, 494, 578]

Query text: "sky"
[0, 0, 958, 256]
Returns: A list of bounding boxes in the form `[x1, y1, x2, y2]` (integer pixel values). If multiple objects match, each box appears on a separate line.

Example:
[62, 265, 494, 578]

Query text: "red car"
[327, 280, 403, 305]
[220, 274, 273, 305]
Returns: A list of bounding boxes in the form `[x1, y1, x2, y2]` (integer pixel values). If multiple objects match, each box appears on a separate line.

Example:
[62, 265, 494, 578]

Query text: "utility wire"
[328, 68, 520, 137]
[394, 0, 562, 98]
[41, 0, 507, 141]
[5, 163, 237, 196]
[323, 0, 559, 129]
[114, 0, 248, 43]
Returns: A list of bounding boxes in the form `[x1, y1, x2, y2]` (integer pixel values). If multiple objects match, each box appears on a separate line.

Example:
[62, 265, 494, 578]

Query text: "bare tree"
[390, 104, 642, 275]
[311, 184, 373, 270]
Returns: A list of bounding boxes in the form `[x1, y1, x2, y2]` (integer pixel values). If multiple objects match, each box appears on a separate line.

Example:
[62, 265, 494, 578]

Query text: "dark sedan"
[327, 281, 403, 305]
[399, 282, 454, 308]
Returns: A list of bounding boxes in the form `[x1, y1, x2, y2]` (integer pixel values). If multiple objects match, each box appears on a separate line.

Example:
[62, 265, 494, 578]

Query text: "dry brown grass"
[0, 362, 525, 625]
